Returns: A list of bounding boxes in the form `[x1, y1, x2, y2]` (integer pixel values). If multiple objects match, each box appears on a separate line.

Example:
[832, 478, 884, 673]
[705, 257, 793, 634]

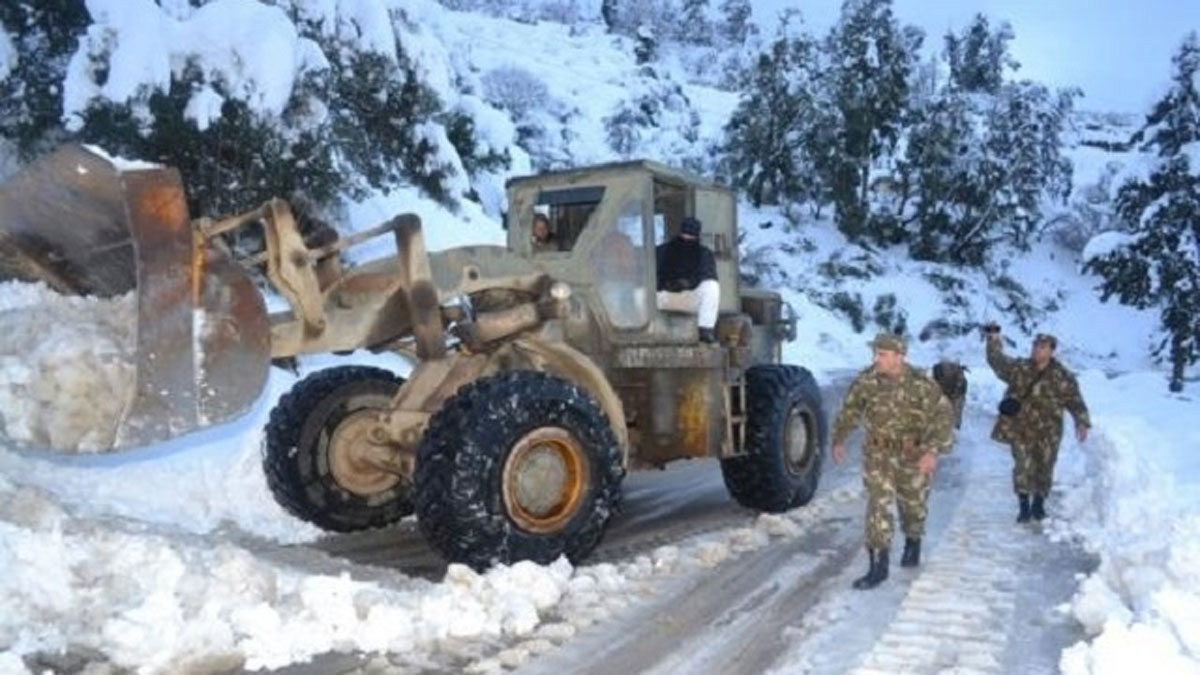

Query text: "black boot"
[698, 327, 717, 344]
[1017, 493, 1031, 523]
[900, 538, 921, 567]
[853, 549, 890, 590]
[1031, 494, 1046, 521]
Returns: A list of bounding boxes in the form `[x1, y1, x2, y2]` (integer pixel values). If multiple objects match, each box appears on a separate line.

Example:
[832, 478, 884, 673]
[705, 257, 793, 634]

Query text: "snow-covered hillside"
[2, 1, 1199, 674]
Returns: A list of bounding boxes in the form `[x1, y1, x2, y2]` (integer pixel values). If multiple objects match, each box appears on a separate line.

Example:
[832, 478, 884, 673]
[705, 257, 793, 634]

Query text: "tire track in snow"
[848, 461, 1022, 674]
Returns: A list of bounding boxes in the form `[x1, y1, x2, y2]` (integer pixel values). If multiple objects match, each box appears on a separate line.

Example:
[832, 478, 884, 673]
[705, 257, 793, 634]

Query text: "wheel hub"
[328, 410, 402, 496]
[503, 427, 588, 533]
[783, 409, 812, 475]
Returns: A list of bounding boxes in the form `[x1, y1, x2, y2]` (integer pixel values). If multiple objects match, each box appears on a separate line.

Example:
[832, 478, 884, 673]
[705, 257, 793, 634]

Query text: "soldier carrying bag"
[998, 367, 1047, 417]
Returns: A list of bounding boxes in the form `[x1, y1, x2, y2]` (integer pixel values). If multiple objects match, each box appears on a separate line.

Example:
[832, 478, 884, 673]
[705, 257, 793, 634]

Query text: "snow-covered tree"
[604, 68, 701, 167]
[718, 0, 755, 47]
[0, 1, 89, 158]
[903, 92, 988, 262]
[985, 82, 1076, 250]
[1086, 32, 1200, 391]
[679, 0, 713, 46]
[634, 24, 658, 64]
[722, 16, 828, 208]
[77, 64, 342, 221]
[824, 0, 923, 241]
[944, 14, 1017, 94]
[898, 81, 1074, 264]
[601, 0, 619, 32]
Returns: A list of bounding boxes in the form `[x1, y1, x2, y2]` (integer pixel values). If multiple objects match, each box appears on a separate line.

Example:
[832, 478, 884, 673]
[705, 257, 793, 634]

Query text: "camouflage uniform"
[833, 364, 955, 550]
[987, 339, 1090, 496]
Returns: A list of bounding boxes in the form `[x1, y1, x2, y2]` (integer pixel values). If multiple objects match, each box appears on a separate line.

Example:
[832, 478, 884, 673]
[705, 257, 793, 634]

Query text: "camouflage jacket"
[987, 340, 1091, 446]
[832, 364, 955, 456]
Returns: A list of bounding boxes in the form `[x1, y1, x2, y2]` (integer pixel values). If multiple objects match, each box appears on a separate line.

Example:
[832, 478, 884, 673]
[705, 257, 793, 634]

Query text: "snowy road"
[512, 408, 1091, 675]
[263, 396, 1092, 675]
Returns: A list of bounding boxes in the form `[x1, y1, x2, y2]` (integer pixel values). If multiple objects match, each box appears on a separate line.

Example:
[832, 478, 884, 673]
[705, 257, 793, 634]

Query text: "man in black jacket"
[656, 216, 719, 343]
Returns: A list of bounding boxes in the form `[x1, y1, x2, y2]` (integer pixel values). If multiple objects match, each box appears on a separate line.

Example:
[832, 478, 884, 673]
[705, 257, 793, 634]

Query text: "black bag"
[998, 397, 1021, 416]
[998, 366, 1047, 418]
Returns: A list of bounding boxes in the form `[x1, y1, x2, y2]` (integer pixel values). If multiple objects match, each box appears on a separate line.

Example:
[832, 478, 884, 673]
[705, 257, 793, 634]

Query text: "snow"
[63, 0, 324, 131]
[0, 284, 136, 452]
[1082, 231, 1137, 264]
[2, 0, 1199, 673]
[0, 25, 14, 81]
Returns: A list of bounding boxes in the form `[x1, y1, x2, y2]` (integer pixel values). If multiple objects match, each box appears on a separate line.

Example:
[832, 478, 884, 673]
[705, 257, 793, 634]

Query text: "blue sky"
[753, 0, 1200, 114]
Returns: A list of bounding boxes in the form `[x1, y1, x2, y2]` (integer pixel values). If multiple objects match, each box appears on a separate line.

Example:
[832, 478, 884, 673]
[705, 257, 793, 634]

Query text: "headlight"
[549, 281, 571, 301]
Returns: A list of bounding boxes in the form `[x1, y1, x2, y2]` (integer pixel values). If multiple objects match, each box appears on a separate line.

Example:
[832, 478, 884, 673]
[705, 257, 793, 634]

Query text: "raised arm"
[986, 335, 1016, 383]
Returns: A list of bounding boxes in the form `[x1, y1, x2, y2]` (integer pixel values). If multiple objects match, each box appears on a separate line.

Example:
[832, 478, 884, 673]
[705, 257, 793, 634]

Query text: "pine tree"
[904, 91, 991, 263]
[722, 17, 826, 208]
[679, 0, 713, 46]
[601, 0, 620, 32]
[718, 0, 754, 47]
[983, 82, 1075, 251]
[944, 14, 1016, 94]
[0, 1, 90, 158]
[1086, 32, 1200, 391]
[824, 0, 922, 241]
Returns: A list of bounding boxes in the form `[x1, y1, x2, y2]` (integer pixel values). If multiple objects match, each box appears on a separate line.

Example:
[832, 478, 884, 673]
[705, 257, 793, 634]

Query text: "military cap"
[869, 332, 907, 354]
[1034, 333, 1058, 349]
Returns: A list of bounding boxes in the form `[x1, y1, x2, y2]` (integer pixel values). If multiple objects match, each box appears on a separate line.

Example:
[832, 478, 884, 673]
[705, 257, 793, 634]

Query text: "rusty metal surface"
[0, 145, 136, 294]
[502, 426, 588, 533]
[114, 167, 200, 446]
[613, 344, 725, 369]
[196, 250, 270, 428]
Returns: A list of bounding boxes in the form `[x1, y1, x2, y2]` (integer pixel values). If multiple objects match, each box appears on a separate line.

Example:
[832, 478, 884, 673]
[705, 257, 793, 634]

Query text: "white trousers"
[657, 279, 719, 329]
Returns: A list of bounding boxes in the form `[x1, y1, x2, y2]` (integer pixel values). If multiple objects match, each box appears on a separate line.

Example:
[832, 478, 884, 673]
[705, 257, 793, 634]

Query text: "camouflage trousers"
[1009, 437, 1060, 496]
[861, 437, 932, 550]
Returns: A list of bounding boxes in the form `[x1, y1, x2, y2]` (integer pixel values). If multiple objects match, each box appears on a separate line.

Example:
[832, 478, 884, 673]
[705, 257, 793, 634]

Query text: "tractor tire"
[414, 371, 624, 571]
[263, 365, 411, 532]
[721, 365, 826, 513]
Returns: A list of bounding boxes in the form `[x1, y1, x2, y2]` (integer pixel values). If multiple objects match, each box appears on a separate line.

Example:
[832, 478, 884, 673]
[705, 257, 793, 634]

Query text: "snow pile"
[0, 473, 576, 672]
[0, 282, 136, 452]
[1053, 372, 1200, 674]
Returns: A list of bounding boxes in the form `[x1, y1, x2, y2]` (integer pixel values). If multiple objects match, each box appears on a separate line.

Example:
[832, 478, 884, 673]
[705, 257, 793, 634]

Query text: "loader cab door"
[509, 174, 654, 332]
[693, 186, 739, 312]
[650, 179, 740, 324]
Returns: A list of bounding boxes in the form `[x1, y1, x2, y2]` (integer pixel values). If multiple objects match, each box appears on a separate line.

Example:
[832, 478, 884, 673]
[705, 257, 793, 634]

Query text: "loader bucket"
[0, 145, 270, 451]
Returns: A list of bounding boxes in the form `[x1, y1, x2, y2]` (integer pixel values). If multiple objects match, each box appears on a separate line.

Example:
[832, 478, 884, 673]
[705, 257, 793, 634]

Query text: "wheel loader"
[0, 145, 826, 570]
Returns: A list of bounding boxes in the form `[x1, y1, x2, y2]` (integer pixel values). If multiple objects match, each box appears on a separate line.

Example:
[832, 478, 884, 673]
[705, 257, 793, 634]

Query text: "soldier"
[832, 333, 955, 590]
[931, 360, 968, 429]
[984, 325, 1090, 522]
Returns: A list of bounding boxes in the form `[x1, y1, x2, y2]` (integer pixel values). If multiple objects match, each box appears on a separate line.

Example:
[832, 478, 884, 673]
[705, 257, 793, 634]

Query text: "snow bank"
[0, 473, 575, 672]
[0, 470, 861, 673]
[1054, 373, 1200, 674]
